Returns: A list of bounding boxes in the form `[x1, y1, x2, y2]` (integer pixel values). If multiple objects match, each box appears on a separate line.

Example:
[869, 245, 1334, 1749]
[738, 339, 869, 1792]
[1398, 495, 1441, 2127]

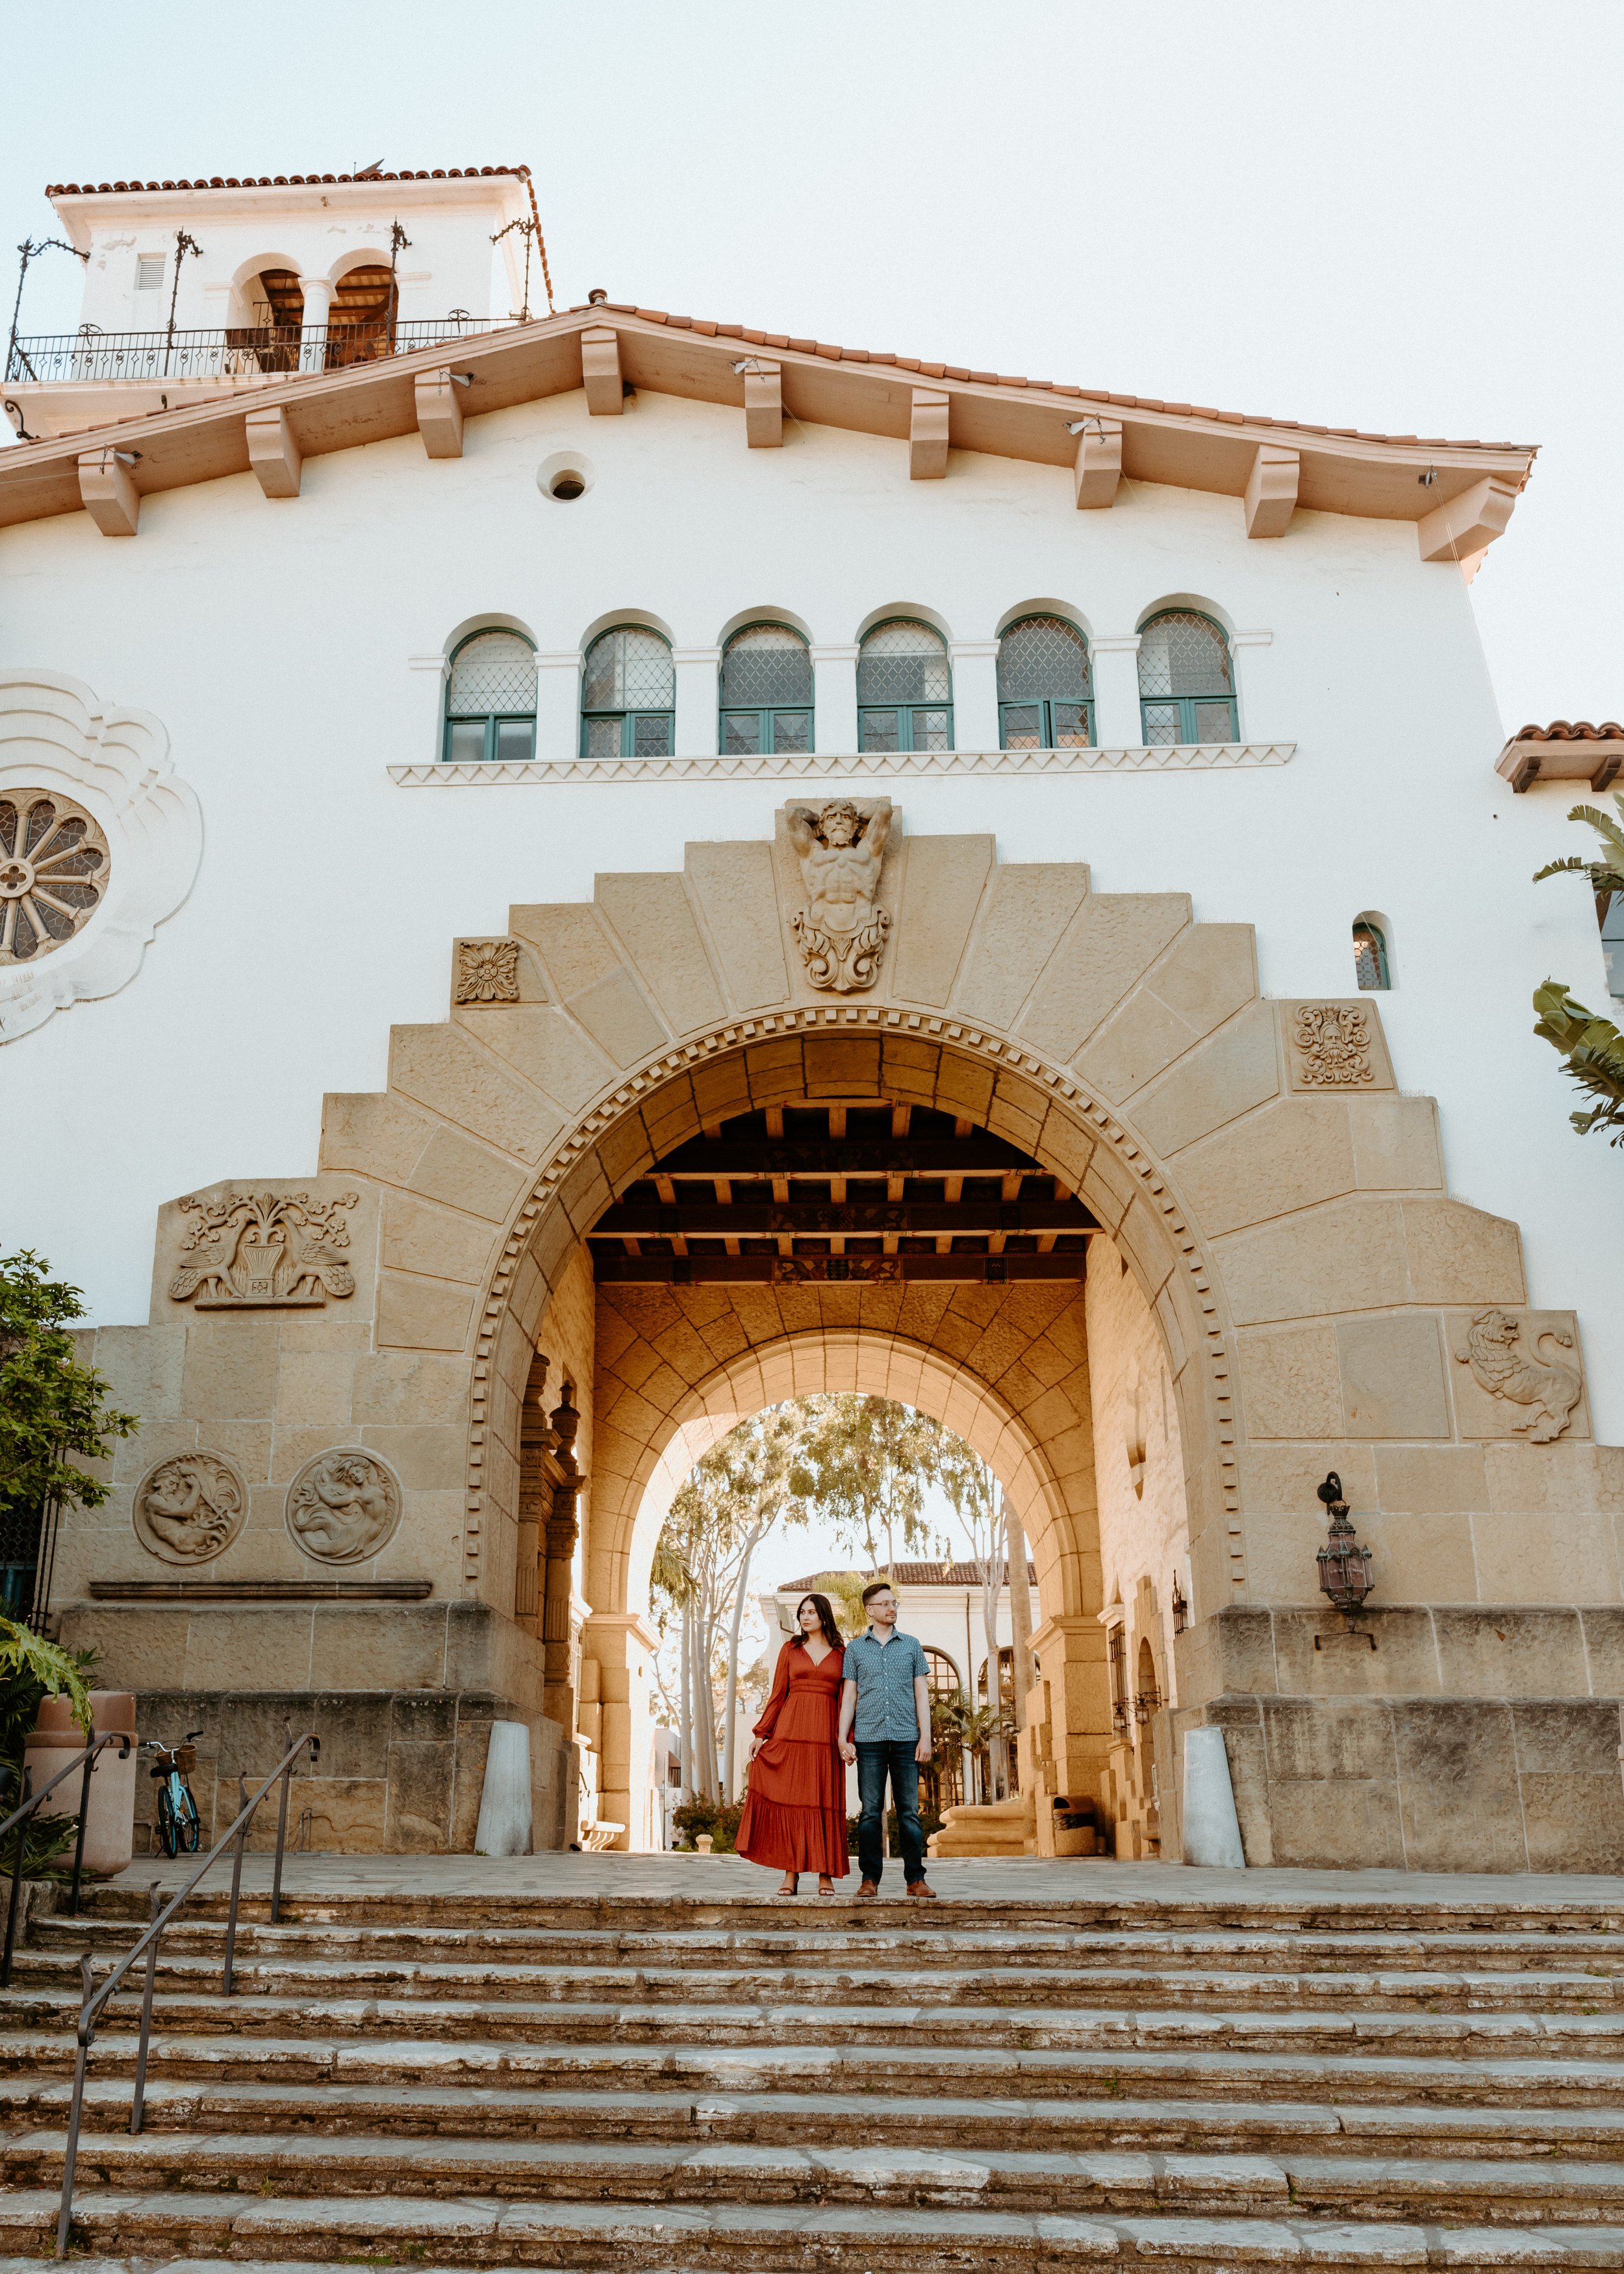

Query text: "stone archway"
[75, 805, 1601, 1867]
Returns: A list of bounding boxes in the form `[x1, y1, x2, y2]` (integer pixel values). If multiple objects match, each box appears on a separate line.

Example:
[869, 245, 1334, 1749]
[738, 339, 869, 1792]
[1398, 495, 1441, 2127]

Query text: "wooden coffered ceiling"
[589, 1103, 1097, 1288]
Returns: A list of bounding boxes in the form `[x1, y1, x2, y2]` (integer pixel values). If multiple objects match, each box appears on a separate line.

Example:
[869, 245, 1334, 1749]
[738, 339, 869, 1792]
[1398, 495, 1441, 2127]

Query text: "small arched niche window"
[1137, 610, 1237, 745]
[720, 624, 813, 756]
[997, 614, 1093, 749]
[581, 626, 675, 758]
[858, 619, 952, 753]
[443, 631, 537, 764]
[1353, 916, 1391, 991]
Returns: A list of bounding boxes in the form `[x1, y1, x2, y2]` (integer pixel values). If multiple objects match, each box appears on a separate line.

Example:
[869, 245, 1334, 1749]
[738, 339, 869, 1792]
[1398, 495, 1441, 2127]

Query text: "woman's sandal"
[816, 1876, 835, 1895]
[778, 1873, 800, 1895]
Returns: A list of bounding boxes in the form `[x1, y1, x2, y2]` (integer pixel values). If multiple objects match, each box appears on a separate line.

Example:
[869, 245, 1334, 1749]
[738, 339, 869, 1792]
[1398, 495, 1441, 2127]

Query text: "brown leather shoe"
[906, 1880, 939, 1899]
[856, 1878, 880, 1898]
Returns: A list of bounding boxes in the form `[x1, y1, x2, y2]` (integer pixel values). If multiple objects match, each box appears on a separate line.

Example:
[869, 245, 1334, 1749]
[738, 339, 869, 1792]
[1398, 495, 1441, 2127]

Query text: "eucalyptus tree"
[1532, 797, 1624, 1143]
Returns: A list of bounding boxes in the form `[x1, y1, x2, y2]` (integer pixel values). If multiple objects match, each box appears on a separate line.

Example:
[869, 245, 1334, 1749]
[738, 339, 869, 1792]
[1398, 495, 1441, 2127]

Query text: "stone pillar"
[950, 639, 1000, 750]
[407, 653, 448, 765]
[673, 647, 720, 758]
[1024, 1612, 1111, 1856]
[812, 643, 859, 752]
[1091, 633, 1143, 747]
[581, 1609, 657, 1850]
[298, 277, 333, 373]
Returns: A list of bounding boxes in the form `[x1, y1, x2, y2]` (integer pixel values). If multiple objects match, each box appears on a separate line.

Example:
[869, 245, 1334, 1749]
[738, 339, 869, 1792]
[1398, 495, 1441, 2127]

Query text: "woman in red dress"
[737, 1592, 849, 1894]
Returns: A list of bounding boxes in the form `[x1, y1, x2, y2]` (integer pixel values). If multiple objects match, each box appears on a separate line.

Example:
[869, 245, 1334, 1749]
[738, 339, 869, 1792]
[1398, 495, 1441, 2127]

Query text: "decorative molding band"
[388, 742, 1295, 789]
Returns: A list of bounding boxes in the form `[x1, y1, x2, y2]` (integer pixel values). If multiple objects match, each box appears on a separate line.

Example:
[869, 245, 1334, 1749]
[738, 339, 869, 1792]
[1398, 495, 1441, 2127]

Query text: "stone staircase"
[5, 1880, 1624, 2266]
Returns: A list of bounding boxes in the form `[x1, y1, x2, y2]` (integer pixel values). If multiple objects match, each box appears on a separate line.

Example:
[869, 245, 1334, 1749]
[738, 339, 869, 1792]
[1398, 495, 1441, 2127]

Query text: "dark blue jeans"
[856, 1741, 926, 1885]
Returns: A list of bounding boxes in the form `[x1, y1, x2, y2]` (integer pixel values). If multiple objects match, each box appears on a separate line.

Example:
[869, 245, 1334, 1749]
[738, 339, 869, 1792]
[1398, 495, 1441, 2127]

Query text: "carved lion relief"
[787, 799, 893, 993]
[169, 1190, 358, 1309]
[133, 1451, 248, 1565]
[1293, 1004, 1374, 1086]
[0, 791, 108, 965]
[284, 1448, 402, 1563]
[1453, 1310, 1585, 1444]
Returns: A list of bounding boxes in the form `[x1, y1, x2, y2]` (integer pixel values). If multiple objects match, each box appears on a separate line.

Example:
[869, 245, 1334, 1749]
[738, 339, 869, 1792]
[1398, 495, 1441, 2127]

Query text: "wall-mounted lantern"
[1132, 1687, 1162, 1726]
[1171, 1574, 1189, 1635]
[1315, 1471, 1375, 1628]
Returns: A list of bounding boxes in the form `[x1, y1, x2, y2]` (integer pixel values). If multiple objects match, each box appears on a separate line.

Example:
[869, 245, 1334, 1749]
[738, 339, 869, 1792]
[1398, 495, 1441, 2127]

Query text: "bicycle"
[144, 1733, 203, 1857]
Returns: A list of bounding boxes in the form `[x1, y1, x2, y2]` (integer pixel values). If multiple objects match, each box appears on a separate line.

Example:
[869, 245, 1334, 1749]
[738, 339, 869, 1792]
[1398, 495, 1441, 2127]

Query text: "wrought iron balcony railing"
[5, 314, 513, 387]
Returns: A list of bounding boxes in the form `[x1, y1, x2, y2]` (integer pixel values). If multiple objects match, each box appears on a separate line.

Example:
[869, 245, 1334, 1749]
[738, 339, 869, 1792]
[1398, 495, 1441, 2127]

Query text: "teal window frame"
[1136, 609, 1239, 745]
[1601, 891, 1624, 1001]
[718, 622, 815, 756]
[579, 626, 676, 759]
[857, 617, 954, 754]
[996, 613, 1094, 750]
[441, 630, 537, 765]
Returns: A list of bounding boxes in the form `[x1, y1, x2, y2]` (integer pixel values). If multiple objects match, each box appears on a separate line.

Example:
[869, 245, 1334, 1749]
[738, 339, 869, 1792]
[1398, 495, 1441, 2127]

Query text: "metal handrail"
[53, 1723, 318, 2258]
[0, 1733, 133, 1984]
[6, 314, 514, 387]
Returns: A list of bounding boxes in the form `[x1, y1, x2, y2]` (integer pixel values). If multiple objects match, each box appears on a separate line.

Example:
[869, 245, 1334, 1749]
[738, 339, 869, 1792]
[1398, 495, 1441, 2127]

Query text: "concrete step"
[16, 2188, 1624, 2269]
[18, 1946, 1624, 2013]
[14, 2125, 1624, 2221]
[8, 1982, 1624, 2056]
[4, 2027, 1623, 2106]
[40, 1915, 1624, 1976]
[11, 2073, 1624, 2156]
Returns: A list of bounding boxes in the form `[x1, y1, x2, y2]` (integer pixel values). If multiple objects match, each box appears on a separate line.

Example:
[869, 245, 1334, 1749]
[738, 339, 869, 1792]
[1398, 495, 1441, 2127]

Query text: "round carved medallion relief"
[133, 1450, 249, 1565]
[0, 789, 108, 965]
[284, 1448, 402, 1564]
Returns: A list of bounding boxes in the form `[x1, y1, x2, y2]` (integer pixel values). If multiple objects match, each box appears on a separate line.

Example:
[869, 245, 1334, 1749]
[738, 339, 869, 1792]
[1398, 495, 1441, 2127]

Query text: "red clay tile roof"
[780, 1563, 1036, 1591]
[47, 167, 523, 194]
[557, 301, 1529, 454]
[1512, 721, 1624, 742]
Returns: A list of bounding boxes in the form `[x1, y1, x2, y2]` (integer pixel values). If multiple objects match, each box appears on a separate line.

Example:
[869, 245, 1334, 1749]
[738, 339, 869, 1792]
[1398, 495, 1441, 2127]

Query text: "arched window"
[923, 1644, 962, 1701]
[997, 615, 1093, 749]
[857, 619, 952, 754]
[720, 624, 813, 756]
[581, 626, 675, 758]
[1353, 918, 1391, 991]
[443, 631, 537, 764]
[1137, 611, 1237, 745]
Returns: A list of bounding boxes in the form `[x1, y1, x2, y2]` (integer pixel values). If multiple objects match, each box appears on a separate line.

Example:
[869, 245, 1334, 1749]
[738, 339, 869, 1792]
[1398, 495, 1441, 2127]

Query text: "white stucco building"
[4, 166, 1623, 1868]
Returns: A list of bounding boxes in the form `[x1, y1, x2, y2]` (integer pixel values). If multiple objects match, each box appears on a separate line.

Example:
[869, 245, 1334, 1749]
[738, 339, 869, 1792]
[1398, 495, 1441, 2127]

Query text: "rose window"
[0, 791, 109, 964]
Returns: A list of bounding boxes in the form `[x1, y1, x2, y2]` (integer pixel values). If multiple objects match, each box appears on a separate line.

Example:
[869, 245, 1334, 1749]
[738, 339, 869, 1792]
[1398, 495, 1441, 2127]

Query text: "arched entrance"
[77, 810, 1583, 1866]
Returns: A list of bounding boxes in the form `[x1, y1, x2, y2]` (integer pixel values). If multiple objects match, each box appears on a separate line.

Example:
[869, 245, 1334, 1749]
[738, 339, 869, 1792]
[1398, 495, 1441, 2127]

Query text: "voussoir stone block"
[1133, 999, 1282, 1158]
[376, 1270, 478, 1353]
[1018, 893, 1191, 1065]
[684, 840, 791, 1010]
[1236, 1322, 1343, 1439]
[891, 834, 994, 1006]
[388, 1024, 554, 1163]
[1174, 1097, 1357, 1237]
[596, 871, 726, 1037]
[1402, 1199, 1526, 1307]
[950, 861, 1091, 1032]
[1336, 1312, 1451, 1439]
[1214, 1198, 1410, 1326]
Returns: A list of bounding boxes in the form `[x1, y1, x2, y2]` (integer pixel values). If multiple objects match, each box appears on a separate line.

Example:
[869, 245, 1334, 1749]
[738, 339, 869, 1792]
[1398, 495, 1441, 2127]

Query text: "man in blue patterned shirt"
[837, 1581, 939, 1899]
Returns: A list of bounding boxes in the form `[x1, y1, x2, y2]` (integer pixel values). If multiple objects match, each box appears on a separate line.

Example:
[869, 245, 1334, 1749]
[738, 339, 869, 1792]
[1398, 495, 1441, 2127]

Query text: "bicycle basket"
[175, 1744, 197, 1774]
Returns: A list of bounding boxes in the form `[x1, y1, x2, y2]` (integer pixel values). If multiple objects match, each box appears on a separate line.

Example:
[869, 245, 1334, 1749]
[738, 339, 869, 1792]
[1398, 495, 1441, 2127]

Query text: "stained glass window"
[1136, 612, 1237, 745]
[719, 625, 813, 756]
[581, 626, 675, 759]
[443, 631, 536, 763]
[858, 620, 952, 754]
[997, 616, 1093, 748]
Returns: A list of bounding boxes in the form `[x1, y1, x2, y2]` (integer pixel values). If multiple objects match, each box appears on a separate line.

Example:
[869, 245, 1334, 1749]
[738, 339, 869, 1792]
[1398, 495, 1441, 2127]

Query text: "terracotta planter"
[23, 1691, 138, 1876]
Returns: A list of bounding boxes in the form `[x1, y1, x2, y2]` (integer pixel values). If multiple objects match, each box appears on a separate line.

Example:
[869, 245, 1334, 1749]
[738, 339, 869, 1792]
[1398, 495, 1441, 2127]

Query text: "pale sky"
[3, 0, 1619, 731]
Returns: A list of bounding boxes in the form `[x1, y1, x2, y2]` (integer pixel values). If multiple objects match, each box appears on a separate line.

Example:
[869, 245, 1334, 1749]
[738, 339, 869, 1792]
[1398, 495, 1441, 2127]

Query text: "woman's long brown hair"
[791, 1592, 843, 1651]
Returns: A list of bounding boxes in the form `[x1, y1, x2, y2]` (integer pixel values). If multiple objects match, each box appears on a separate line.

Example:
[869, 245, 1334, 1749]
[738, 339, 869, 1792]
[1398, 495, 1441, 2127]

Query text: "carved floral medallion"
[169, 1190, 358, 1309]
[133, 1450, 248, 1565]
[787, 800, 892, 993]
[284, 1448, 402, 1563]
[455, 939, 521, 1004]
[1293, 1004, 1374, 1086]
[0, 790, 108, 965]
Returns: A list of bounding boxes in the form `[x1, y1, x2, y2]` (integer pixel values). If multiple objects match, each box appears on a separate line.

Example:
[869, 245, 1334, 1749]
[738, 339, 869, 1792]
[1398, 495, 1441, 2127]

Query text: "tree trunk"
[678, 1597, 693, 1798]
[696, 1578, 719, 1800]
[1006, 1501, 1035, 1733]
[980, 1503, 1008, 1802]
[722, 1519, 766, 1802]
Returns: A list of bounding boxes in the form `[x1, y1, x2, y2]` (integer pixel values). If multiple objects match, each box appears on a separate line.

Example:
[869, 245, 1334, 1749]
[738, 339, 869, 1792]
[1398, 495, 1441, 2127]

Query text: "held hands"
[839, 1739, 856, 1765]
